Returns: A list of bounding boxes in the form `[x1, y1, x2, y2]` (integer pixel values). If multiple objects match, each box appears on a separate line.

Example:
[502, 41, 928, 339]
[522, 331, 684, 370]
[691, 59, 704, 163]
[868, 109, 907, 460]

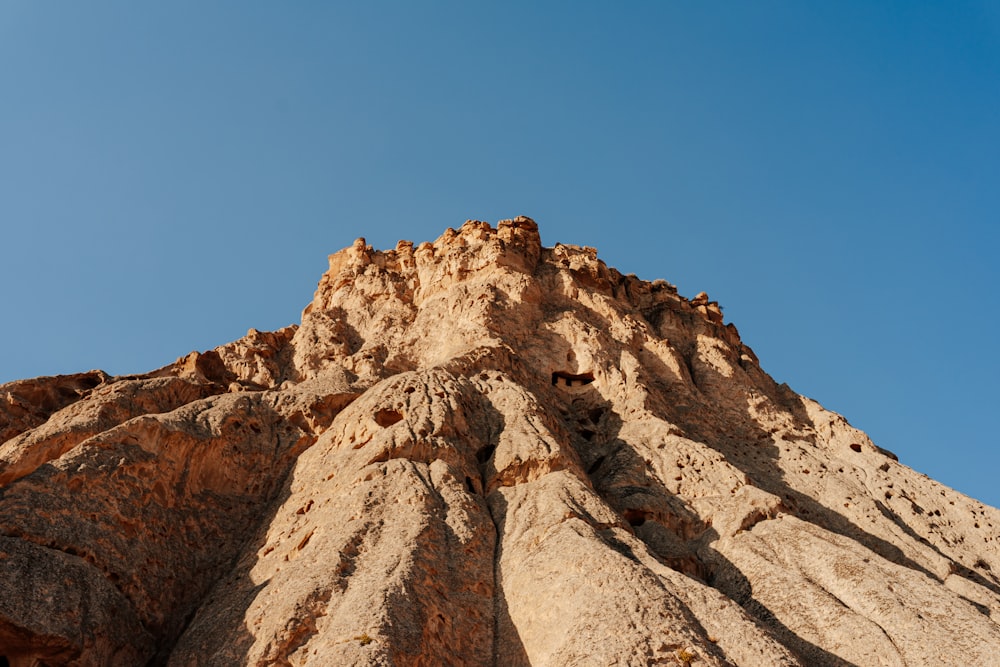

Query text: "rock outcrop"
[2, 217, 998, 666]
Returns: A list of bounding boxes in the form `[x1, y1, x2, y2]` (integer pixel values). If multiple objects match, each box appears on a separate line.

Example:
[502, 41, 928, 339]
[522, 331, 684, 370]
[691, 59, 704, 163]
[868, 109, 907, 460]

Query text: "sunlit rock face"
[2, 217, 999, 666]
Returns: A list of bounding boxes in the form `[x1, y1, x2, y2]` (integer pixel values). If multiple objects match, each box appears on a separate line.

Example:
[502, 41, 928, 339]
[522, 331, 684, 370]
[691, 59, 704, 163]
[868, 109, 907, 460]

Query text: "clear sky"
[2, 2, 998, 506]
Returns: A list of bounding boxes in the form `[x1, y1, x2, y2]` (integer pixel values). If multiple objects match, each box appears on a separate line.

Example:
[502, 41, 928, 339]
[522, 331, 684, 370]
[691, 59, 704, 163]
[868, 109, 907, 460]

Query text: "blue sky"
[2, 2, 998, 506]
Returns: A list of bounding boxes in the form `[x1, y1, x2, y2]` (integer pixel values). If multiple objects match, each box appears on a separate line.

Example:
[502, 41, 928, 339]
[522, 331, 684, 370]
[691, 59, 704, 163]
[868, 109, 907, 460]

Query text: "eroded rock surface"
[2, 217, 999, 666]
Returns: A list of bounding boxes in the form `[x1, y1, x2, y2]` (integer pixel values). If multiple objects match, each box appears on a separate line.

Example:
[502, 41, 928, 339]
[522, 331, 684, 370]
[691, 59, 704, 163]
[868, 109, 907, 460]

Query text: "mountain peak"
[1, 219, 998, 665]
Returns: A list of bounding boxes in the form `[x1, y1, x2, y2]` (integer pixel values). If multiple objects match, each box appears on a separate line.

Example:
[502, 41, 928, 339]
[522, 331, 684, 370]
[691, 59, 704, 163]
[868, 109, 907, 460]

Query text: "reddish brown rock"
[0, 371, 110, 443]
[2, 217, 999, 665]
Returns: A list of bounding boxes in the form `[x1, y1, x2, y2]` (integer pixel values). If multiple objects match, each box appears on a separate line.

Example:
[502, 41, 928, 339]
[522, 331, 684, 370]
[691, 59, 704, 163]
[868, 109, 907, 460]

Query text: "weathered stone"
[2, 218, 998, 665]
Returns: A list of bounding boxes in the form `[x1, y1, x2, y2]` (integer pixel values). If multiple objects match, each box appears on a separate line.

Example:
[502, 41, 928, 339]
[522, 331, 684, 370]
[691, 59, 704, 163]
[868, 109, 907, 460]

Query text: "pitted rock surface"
[2, 218, 998, 666]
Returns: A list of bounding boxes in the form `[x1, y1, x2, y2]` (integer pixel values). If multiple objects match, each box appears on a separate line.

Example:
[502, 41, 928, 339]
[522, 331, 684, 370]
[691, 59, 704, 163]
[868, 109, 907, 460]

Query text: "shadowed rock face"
[2, 217, 999, 666]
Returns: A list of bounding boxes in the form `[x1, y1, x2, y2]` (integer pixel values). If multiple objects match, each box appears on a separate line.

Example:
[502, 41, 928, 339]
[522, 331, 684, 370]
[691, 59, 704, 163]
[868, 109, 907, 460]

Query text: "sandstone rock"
[0, 371, 110, 443]
[2, 218, 999, 665]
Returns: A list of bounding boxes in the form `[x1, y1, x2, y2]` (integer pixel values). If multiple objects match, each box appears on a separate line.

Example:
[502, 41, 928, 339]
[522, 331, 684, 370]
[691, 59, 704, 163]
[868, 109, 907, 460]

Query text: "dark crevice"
[623, 509, 647, 527]
[489, 509, 502, 667]
[667, 554, 712, 582]
[551, 371, 595, 387]
[586, 455, 606, 475]
[679, 345, 699, 389]
[476, 444, 496, 465]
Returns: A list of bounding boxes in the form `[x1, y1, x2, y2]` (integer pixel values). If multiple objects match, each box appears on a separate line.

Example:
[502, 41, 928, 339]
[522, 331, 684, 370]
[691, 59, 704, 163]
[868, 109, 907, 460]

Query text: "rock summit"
[2, 217, 999, 666]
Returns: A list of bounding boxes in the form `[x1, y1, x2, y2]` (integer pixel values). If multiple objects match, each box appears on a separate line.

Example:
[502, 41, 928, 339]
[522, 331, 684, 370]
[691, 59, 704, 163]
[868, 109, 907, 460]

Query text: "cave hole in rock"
[79, 375, 102, 390]
[551, 370, 595, 387]
[465, 476, 477, 495]
[476, 444, 496, 464]
[374, 409, 404, 427]
[849, 443, 862, 453]
[0, 657, 8, 667]
[623, 508, 648, 527]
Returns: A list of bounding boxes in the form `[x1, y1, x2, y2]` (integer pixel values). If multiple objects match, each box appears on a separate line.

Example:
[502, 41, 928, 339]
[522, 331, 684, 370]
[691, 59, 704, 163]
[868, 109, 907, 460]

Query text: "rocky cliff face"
[2, 217, 999, 666]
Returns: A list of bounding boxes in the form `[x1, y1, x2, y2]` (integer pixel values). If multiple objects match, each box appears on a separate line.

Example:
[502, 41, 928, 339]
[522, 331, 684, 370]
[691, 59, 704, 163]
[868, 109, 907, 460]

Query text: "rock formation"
[2, 217, 999, 666]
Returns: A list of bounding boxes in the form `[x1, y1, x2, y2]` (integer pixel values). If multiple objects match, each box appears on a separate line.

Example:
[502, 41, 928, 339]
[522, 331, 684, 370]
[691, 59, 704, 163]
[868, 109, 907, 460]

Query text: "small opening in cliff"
[79, 374, 103, 390]
[374, 409, 404, 427]
[551, 371, 595, 387]
[465, 476, 480, 495]
[476, 444, 496, 464]
[623, 509, 648, 527]
[849, 443, 862, 453]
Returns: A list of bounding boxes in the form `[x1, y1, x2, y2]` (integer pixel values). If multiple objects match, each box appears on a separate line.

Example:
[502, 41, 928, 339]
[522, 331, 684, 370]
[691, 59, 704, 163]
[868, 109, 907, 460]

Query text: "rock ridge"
[1, 217, 998, 666]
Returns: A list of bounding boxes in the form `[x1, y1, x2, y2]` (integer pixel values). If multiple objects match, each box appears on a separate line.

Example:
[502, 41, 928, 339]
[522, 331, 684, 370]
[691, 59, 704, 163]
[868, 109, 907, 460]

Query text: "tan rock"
[2, 218, 998, 665]
[0, 370, 109, 443]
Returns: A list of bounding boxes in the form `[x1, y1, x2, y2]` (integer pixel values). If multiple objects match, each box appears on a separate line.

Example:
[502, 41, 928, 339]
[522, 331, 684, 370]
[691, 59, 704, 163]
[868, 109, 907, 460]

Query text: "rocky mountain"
[1, 217, 999, 666]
